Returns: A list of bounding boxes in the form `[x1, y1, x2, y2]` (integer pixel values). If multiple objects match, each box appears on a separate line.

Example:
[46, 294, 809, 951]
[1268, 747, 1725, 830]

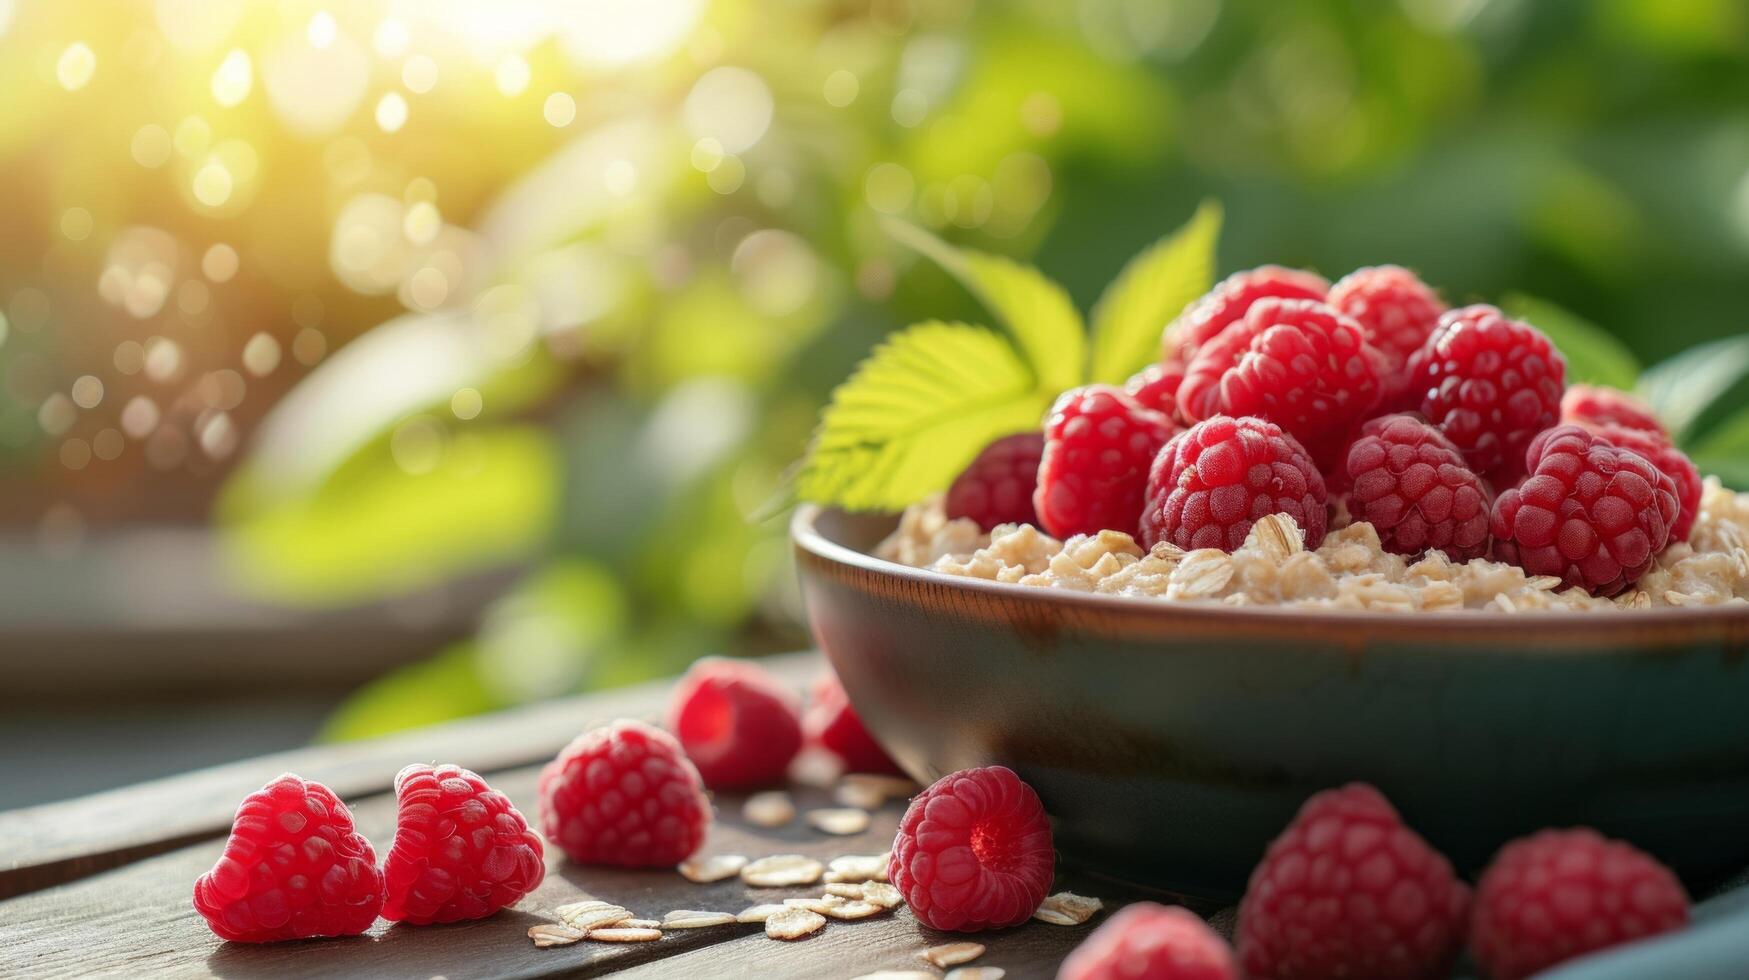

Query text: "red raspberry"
[1406, 305, 1566, 481]
[1164, 265, 1329, 361]
[1124, 359, 1188, 422]
[1490, 425, 1680, 597]
[193, 774, 384, 943]
[1035, 384, 1178, 539]
[946, 432, 1045, 531]
[1571, 423, 1700, 544]
[1561, 384, 1665, 437]
[1178, 299, 1384, 449]
[1336, 414, 1491, 561]
[1469, 829, 1689, 980]
[1237, 783, 1470, 980]
[888, 765, 1055, 932]
[537, 719, 711, 867]
[380, 764, 545, 925]
[1326, 265, 1446, 402]
[667, 656, 803, 790]
[1059, 902, 1239, 980]
[1139, 415, 1328, 553]
[804, 671, 902, 775]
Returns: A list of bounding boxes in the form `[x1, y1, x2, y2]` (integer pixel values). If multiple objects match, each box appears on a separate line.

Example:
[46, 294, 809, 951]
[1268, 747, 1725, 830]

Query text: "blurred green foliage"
[194, 0, 1749, 738]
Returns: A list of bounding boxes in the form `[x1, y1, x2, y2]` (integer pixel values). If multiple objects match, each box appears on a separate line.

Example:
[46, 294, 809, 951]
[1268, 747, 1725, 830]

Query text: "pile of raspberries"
[948, 265, 1698, 597]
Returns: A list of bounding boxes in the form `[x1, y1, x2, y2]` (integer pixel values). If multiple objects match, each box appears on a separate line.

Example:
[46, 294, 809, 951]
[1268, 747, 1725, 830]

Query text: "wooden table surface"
[0, 652, 1215, 979]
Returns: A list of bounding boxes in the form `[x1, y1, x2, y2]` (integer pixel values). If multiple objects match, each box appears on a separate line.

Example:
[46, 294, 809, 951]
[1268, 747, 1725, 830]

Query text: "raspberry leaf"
[1502, 293, 1639, 390]
[1087, 201, 1222, 384]
[1640, 334, 1749, 444]
[883, 219, 1085, 396]
[796, 321, 1048, 510]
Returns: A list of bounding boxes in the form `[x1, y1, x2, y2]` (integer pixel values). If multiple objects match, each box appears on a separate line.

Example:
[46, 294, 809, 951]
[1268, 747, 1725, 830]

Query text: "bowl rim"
[791, 502, 1749, 637]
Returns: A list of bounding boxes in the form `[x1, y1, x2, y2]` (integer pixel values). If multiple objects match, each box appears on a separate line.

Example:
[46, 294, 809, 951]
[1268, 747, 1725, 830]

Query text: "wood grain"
[0, 765, 1190, 979]
[0, 652, 821, 900]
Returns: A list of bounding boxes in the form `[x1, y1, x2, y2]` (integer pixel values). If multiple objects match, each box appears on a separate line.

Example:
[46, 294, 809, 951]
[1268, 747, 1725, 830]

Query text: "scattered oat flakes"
[824, 853, 889, 883]
[945, 968, 1005, 980]
[619, 918, 660, 929]
[923, 942, 986, 968]
[833, 779, 887, 810]
[825, 881, 867, 898]
[679, 853, 748, 883]
[784, 895, 846, 914]
[742, 791, 797, 828]
[588, 927, 663, 943]
[764, 907, 827, 940]
[736, 904, 789, 923]
[860, 882, 903, 909]
[554, 900, 632, 931]
[808, 807, 872, 835]
[742, 854, 825, 887]
[1033, 891, 1104, 926]
[822, 900, 885, 920]
[661, 910, 738, 929]
[527, 923, 585, 948]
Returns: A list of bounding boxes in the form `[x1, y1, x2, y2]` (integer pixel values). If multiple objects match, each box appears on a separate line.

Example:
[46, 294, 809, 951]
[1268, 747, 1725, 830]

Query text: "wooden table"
[0, 653, 1214, 979]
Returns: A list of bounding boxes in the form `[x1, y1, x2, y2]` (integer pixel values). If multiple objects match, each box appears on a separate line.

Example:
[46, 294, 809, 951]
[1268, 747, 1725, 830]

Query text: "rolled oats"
[735, 904, 789, 923]
[554, 900, 632, 932]
[588, 927, 663, 943]
[765, 907, 827, 940]
[824, 853, 890, 884]
[1033, 891, 1104, 926]
[923, 942, 986, 968]
[742, 791, 796, 828]
[528, 924, 585, 948]
[807, 807, 871, 835]
[860, 882, 903, 909]
[678, 854, 747, 883]
[945, 969, 1007, 980]
[660, 910, 737, 929]
[742, 854, 825, 888]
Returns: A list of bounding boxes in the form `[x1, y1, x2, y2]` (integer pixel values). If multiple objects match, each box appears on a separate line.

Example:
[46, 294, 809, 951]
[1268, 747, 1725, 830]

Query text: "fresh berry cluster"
[945, 264, 1698, 596]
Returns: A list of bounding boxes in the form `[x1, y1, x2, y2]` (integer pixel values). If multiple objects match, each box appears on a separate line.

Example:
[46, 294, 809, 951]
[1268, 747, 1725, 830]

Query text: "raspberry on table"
[1336, 413, 1491, 561]
[888, 765, 1055, 932]
[1124, 360, 1188, 423]
[193, 773, 384, 943]
[667, 656, 803, 789]
[1139, 415, 1328, 553]
[1405, 304, 1566, 481]
[380, 764, 545, 925]
[1058, 902, 1238, 980]
[1490, 425, 1680, 597]
[1236, 783, 1470, 980]
[946, 432, 1046, 531]
[803, 671, 902, 775]
[1561, 384, 1665, 438]
[1035, 384, 1179, 539]
[1326, 265, 1446, 402]
[1573, 422, 1701, 544]
[1468, 828, 1689, 980]
[1163, 265, 1330, 361]
[1177, 298, 1384, 449]
[537, 719, 711, 867]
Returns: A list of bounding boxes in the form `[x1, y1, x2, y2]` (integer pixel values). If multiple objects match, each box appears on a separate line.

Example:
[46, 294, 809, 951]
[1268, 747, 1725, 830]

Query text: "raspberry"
[1561, 384, 1665, 437]
[1571, 423, 1700, 544]
[193, 774, 384, 943]
[667, 656, 803, 789]
[537, 719, 711, 867]
[380, 764, 545, 925]
[1124, 360, 1188, 422]
[1164, 265, 1329, 361]
[803, 671, 902, 775]
[1139, 415, 1328, 553]
[946, 432, 1045, 531]
[1490, 425, 1680, 597]
[1326, 265, 1446, 402]
[1059, 902, 1239, 980]
[888, 765, 1055, 932]
[1035, 384, 1178, 539]
[1336, 414, 1491, 561]
[1178, 299, 1384, 449]
[1236, 783, 1470, 980]
[1406, 305, 1566, 481]
[1469, 829, 1689, 980]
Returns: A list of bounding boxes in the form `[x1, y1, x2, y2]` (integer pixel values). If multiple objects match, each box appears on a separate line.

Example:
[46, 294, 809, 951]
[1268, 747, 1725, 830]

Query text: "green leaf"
[1687, 405, 1749, 491]
[796, 321, 1050, 510]
[884, 219, 1086, 395]
[1640, 334, 1749, 444]
[1088, 201, 1222, 384]
[320, 641, 502, 742]
[1502, 293, 1640, 390]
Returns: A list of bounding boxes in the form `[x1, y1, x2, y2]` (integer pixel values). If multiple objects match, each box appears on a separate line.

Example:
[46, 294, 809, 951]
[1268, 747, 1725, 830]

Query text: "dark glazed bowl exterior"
[792, 504, 1749, 901]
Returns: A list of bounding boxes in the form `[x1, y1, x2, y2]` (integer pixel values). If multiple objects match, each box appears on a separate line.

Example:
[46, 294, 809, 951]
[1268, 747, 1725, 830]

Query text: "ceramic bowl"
[792, 504, 1749, 901]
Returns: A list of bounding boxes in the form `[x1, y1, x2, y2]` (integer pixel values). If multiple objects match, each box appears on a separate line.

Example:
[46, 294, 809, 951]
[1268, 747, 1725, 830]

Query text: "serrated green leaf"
[1688, 405, 1749, 491]
[1088, 201, 1222, 384]
[884, 219, 1086, 394]
[797, 321, 1049, 510]
[1502, 293, 1640, 390]
[1639, 334, 1749, 443]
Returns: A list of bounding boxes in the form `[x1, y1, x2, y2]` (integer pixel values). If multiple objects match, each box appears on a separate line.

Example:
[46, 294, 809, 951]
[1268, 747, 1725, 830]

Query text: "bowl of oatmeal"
[791, 488, 1749, 899]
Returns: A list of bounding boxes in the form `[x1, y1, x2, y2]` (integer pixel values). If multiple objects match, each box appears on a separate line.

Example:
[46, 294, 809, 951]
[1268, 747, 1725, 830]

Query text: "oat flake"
[742, 854, 825, 887]
[807, 807, 871, 835]
[678, 854, 748, 883]
[742, 791, 797, 828]
[527, 924, 585, 948]
[923, 942, 986, 968]
[765, 907, 827, 940]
